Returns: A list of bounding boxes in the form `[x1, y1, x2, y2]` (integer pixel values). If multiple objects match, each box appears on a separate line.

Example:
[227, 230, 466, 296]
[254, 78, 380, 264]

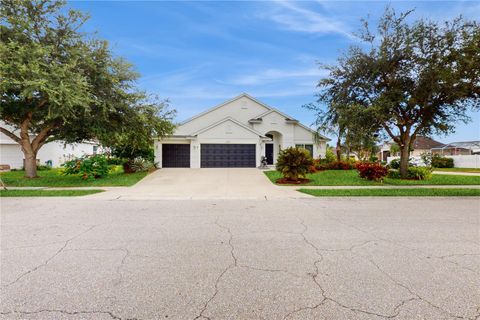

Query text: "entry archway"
[264, 131, 283, 165]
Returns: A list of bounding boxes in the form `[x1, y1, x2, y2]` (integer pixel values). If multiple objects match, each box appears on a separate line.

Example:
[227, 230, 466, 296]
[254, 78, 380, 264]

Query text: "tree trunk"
[336, 137, 342, 161]
[23, 150, 38, 178]
[19, 121, 39, 178]
[399, 143, 410, 178]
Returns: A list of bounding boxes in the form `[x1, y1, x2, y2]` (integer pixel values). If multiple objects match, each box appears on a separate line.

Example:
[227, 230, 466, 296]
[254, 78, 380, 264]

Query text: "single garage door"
[162, 144, 190, 168]
[201, 144, 256, 168]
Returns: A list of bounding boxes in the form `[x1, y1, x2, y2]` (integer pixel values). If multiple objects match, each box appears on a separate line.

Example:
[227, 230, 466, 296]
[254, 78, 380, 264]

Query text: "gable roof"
[191, 116, 266, 137]
[179, 93, 330, 141]
[252, 108, 298, 122]
[180, 93, 271, 126]
[412, 136, 444, 149]
[250, 108, 330, 141]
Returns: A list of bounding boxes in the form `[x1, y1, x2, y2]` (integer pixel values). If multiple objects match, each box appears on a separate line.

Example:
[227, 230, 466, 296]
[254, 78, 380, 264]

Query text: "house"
[431, 141, 480, 156]
[378, 136, 444, 162]
[154, 93, 329, 168]
[0, 122, 104, 169]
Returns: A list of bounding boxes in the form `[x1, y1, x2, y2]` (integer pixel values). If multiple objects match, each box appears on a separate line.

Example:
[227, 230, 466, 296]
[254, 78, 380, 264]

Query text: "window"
[93, 146, 98, 154]
[295, 144, 313, 156]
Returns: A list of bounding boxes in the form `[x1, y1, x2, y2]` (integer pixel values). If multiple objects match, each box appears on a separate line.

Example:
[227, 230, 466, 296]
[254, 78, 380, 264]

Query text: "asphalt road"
[1, 197, 479, 319]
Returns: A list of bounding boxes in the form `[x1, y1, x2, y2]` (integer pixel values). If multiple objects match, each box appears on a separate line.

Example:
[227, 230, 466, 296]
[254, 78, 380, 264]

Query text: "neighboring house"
[431, 141, 480, 155]
[154, 93, 329, 168]
[0, 122, 104, 169]
[378, 136, 444, 161]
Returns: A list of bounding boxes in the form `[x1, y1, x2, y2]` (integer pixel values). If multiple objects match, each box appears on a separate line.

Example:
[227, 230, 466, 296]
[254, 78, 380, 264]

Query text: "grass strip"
[264, 170, 480, 186]
[1, 167, 147, 187]
[298, 188, 480, 197]
[0, 189, 104, 197]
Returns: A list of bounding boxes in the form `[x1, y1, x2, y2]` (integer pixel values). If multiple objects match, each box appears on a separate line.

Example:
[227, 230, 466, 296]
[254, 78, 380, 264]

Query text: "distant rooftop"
[432, 141, 480, 153]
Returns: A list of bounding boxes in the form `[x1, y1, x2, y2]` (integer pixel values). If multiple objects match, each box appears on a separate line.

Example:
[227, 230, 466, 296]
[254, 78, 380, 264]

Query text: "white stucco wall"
[0, 140, 100, 169]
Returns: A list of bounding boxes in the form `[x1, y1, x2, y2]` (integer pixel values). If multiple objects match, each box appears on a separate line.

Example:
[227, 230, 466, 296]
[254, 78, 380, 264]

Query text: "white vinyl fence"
[387, 155, 480, 168]
[448, 155, 480, 168]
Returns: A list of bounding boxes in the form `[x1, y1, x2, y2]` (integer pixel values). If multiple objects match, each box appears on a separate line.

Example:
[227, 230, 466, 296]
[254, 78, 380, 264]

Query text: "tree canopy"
[0, 0, 175, 177]
[310, 8, 480, 177]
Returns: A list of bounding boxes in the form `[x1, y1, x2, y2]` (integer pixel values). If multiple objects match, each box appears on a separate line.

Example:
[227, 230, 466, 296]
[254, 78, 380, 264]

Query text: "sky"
[70, 0, 480, 143]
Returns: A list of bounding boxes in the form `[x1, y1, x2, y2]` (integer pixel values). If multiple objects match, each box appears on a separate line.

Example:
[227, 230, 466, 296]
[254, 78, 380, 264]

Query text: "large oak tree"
[0, 0, 174, 178]
[312, 8, 480, 177]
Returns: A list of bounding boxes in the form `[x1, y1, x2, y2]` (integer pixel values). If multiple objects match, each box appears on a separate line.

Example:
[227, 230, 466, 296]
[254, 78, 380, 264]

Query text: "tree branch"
[382, 124, 400, 144]
[0, 127, 21, 144]
[31, 126, 53, 153]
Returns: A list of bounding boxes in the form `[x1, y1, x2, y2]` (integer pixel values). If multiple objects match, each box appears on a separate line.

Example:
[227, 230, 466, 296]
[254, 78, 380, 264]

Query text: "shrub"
[276, 147, 313, 181]
[37, 164, 52, 171]
[387, 167, 432, 180]
[420, 152, 433, 167]
[389, 158, 400, 169]
[312, 159, 328, 171]
[123, 158, 155, 173]
[387, 170, 401, 179]
[62, 154, 110, 180]
[106, 157, 126, 165]
[388, 158, 417, 169]
[406, 166, 432, 180]
[356, 162, 388, 181]
[431, 155, 454, 168]
[327, 161, 355, 170]
[324, 148, 336, 163]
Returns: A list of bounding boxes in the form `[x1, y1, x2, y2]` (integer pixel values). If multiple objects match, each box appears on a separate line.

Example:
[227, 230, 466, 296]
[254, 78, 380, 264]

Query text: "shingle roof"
[412, 136, 444, 149]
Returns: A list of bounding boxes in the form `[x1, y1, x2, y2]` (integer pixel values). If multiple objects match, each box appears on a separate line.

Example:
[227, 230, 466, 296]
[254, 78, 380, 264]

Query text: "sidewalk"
[432, 171, 480, 176]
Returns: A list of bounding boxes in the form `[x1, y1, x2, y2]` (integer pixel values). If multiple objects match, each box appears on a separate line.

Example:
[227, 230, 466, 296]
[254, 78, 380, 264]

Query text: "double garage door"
[162, 144, 256, 168]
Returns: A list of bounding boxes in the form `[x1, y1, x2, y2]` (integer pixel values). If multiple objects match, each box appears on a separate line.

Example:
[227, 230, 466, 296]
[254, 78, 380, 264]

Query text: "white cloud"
[260, 0, 353, 38]
[226, 67, 328, 85]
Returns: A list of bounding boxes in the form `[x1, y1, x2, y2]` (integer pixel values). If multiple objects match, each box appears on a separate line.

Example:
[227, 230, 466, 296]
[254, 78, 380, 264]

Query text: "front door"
[265, 143, 274, 165]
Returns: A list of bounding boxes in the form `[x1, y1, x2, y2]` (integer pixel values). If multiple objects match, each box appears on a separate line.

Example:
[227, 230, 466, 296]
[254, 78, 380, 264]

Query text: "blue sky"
[70, 1, 480, 143]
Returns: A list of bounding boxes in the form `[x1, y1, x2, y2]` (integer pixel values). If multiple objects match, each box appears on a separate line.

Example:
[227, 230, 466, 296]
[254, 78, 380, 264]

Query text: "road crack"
[193, 218, 237, 320]
[2, 225, 97, 289]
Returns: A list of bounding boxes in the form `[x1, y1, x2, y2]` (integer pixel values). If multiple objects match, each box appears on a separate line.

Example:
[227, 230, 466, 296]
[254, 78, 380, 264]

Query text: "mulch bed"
[276, 178, 311, 185]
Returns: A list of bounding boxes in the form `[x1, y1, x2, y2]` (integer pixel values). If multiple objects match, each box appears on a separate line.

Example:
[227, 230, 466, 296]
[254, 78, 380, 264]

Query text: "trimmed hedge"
[432, 155, 454, 168]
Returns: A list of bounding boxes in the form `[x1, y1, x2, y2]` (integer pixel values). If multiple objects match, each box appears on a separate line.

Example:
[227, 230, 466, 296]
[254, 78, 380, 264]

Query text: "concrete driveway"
[92, 168, 304, 200]
[1, 197, 479, 319]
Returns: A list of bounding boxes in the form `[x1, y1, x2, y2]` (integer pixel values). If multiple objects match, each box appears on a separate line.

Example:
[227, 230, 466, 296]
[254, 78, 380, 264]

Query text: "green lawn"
[264, 170, 480, 186]
[433, 168, 480, 173]
[0, 167, 148, 187]
[0, 189, 104, 197]
[298, 188, 480, 197]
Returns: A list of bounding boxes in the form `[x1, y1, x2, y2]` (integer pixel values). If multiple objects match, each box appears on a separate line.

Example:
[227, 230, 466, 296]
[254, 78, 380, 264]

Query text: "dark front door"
[162, 144, 190, 168]
[382, 150, 391, 162]
[265, 143, 274, 165]
[201, 144, 256, 168]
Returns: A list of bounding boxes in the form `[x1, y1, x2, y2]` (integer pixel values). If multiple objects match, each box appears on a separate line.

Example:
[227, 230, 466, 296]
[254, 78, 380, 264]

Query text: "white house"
[154, 93, 329, 168]
[0, 122, 103, 169]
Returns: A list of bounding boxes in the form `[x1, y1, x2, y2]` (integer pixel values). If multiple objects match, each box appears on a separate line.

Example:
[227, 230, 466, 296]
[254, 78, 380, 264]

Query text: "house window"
[93, 146, 98, 154]
[296, 144, 313, 156]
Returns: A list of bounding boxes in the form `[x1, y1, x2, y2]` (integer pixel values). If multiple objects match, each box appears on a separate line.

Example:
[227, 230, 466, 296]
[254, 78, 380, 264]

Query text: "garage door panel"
[162, 144, 190, 168]
[201, 144, 256, 168]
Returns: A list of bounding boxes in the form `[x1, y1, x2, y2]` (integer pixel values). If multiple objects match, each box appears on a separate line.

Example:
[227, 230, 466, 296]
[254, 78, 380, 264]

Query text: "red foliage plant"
[327, 161, 355, 170]
[356, 162, 388, 181]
